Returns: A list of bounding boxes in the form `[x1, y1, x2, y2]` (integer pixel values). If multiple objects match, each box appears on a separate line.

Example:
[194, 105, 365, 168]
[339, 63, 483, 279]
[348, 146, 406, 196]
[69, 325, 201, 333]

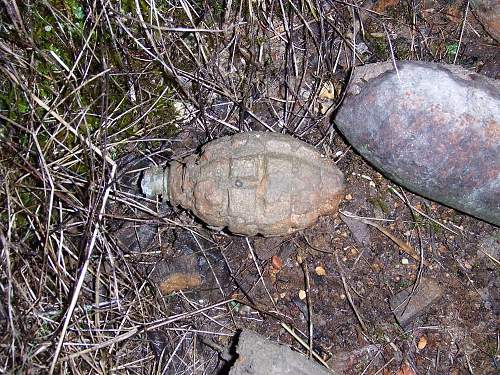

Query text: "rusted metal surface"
[334, 61, 500, 226]
[471, 0, 500, 41]
[142, 132, 345, 236]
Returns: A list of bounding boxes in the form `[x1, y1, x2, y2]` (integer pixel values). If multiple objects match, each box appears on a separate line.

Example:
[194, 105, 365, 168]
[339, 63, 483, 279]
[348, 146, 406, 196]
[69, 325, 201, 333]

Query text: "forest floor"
[0, 0, 498, 374]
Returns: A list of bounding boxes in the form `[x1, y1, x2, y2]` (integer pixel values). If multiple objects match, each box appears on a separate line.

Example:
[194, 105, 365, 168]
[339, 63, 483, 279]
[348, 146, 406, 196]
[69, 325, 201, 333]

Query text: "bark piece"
[229, 330, 333, 375]
[389, 278, 444, 327]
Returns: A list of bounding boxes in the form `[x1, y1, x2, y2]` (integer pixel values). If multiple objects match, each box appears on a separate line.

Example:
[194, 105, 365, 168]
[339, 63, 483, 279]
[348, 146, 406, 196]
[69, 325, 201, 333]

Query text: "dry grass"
[0, 0, 491, 374]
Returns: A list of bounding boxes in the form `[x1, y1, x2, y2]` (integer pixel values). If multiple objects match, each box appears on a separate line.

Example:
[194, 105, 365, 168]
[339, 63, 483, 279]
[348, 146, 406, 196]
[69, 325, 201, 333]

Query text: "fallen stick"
[364, 219, 429, 267]
[341, 212, 429, 267]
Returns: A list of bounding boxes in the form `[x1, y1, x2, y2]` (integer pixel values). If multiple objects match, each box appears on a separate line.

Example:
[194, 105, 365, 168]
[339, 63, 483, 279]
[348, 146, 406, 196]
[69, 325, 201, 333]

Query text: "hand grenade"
[141, 132, 345, 236]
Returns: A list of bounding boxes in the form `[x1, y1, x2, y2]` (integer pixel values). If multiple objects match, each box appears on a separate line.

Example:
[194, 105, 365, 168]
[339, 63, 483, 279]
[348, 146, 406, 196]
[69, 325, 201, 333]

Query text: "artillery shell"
[334, 61, 500, 226]
[471, 0, 500, 41]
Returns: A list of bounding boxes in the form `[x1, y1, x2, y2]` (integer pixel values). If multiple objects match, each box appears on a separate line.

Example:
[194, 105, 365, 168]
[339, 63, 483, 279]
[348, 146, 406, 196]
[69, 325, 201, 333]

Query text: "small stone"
[401, 258, 409, 265]
[390, 277, 444, 327]
[232, 331, 333, 375]
[315, 266, 326, 276]
[239, 305, 252, 315]
[345, 193, 353, 201]
[341, 213, 371, 246]
[298, 290, 307, 300]
[417, 336, 427, 350]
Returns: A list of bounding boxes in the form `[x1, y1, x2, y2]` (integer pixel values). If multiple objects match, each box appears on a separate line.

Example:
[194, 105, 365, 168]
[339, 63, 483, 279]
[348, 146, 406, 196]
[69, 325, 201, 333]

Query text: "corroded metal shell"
[143, 132, 344, 236]
[334, 61, 500, 226]
[471, 0, 500, 42]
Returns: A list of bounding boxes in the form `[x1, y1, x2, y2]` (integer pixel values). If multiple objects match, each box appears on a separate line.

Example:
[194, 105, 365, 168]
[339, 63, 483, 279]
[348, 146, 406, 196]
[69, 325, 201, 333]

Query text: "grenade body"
[142, 132, 345, 236]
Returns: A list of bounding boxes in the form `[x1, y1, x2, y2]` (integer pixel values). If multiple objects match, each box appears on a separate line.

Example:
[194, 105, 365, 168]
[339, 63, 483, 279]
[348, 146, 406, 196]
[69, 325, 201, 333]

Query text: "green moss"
[1, 182, 44, 241]
[3, 0, 181, 177]
[410, 210, 425, 228]
[228, 300, 241, 312]
[430, 220, 442, 235]
[209, 0, 225, 17]
[446, 42, 459, 57]
[397, 279, 413, 289]
[366, 35, 389, 60]
[368, 196, 390, 215]
[369, 325, 388, 342]
[0, 83, 30, 121]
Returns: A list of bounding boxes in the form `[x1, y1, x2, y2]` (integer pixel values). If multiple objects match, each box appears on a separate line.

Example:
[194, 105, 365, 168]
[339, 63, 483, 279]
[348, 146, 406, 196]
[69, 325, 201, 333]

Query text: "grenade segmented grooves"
[144, 132, 345, 236]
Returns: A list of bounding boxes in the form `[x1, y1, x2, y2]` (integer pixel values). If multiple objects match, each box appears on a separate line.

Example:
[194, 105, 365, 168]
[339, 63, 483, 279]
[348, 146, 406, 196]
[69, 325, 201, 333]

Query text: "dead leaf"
[271, 255, 283, 271]
[159, 273, 202, 294]
[417, 336, 427, 350]
[372, 0, 400, 13]
[396, 362, 416, 375]
[319, 81, 336, 99]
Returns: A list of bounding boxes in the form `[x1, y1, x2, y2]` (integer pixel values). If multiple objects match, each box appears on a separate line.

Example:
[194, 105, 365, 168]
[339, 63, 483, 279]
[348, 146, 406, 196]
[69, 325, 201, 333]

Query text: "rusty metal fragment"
[142, 132, 345, 236]
[335, 61, 500, 226]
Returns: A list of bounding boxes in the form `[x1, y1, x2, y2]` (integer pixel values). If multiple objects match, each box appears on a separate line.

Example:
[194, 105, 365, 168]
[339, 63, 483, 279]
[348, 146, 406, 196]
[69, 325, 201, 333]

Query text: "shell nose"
[141, 166, 168, 199]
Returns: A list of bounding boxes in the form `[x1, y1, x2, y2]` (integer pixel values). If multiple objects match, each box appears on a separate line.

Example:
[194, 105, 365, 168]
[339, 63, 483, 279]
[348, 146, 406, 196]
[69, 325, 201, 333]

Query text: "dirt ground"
[0, 0, 498, 374]
[114, 130, 499, 374]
